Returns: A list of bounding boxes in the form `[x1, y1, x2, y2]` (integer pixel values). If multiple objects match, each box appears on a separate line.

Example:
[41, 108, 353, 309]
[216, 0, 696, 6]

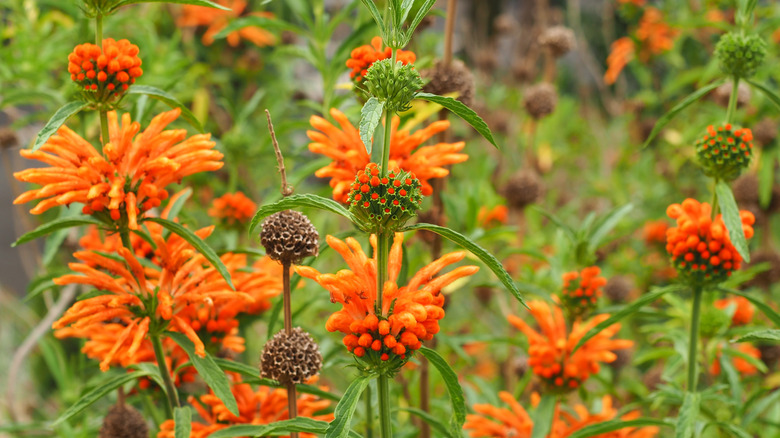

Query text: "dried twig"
[265, 109, 293, 197]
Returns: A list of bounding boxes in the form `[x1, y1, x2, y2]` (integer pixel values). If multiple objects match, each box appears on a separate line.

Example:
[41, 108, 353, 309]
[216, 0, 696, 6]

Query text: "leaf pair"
[360, 0, 436, 50]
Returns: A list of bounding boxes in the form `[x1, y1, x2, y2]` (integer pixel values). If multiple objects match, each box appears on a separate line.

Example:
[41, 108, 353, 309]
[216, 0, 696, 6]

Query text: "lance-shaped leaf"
[737, 329, 780, 343]
[248, 194, 356, 236]
[530, 394, 556, 438]
[415, 92, 498, 148]
[419, 347, 466, 435]
[715, 180, 750, 262]
[405, 0, 436, 41]
[567, 419, 671, 438]
[719, 287, 780, 327]
[32, 101, 89, 151]
[325, 374, 371, 438]
[675, 392, 700, 438]
[359, 0, 387, 38]
[112, 0, 231, 12]
[126, 85, 204, 133]
[359, 97, 384, 154]
[209, 418, 332, 438]
[13, 217, 104, 247]
[174, 406, 192, 438]
[745, 78, 780, 112]
[52, 370, 150, 426]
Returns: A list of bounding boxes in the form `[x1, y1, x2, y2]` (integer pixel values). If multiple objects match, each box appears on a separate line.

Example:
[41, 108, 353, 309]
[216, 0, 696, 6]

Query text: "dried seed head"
[604, 275, 634, 303]
[0, 127, 18, 149]
[523, 83, 558, 119]
[260, 210, 319, 264]
[512, 60, 535, 84]
[261, 327, 322, 385]
[713, 81, 750, 108]
[475, 50, 498, 73]
[752, 117, 776, 147]
[503, 169, 543, 209]
[758, 344, 780, 369]
[510, 354, 529, 378]
[745, 249, 780, 290]
[732, 174, 759, 206]
[99, 403, 149, 438]
[539, 26, 576, 57]
[421, 59, 476, 107]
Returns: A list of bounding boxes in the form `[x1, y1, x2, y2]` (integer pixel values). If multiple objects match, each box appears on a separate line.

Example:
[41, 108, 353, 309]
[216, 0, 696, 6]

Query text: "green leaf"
[587, 203, 633, 254]
[32, 101, 89, 151]
[715, 180, 750, 262]
[405, 0, 436, 39]
[359, 0, 387, 38]
[209, 418, 331, 438]
[52, 370, 149, 426]
[325, 374, 371, 438]
[567, 419, 671, 438]
[530, 394, 556, 438]
[126, 85, 204, 133]
[13, 217, 104, 247]
[419, 347, 466, 434]
[174, 406, 192, 438]
[145, 217, 234, 289]
[745, 78, 780, 112]
[112, 0, 231, 11]
[531, 206, 577, 243]
[415, 93, 498, 148]
[167, 332, 239, 417]
[213, 358, 341, 401]
[248, 194, 356, 236]
[400, 407, 454, 438]
[719, 287, 780, 327]
[399, 0, 414, 23]
[572, 284, 682, 354]
[642, 79, 726, 148]
[711, 422, 752, 438]
[359, 97, 384, 155]
[402, 223, 525, 307]
[675, 392, 700, 438]
[736, 329, 780, 343]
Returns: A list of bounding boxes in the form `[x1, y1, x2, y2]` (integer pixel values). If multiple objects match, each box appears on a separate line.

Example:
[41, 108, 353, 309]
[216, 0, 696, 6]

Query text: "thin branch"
[265, 109, 293, 197]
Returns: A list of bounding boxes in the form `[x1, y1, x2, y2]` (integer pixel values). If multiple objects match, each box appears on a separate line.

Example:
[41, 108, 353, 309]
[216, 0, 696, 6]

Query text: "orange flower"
[14, 109, 223, 229]
[478, 205, 509, 228]
[208, 191, 257, 225]
[604, 37, 635, 85]
[560, 266, 607, 317]
[508, 300, 632, 390]
[714, 296, 754, 326]
[665, 199, 754, 285]
[68, 39, 142, 100]
[550, 396, 659, 438]
[157, 379, 333, 438]
[642, 220, 668, 245]
[308, 108, 468, 202]
[177, 0, 276, 47]
[346, 36, 416, 84]
[636, 8, 677, 60]
[296, 233, 478, 363]
[711, 343, 761, 377]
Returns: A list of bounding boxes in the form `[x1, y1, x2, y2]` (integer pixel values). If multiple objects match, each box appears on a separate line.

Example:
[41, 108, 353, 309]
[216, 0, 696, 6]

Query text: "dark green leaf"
[13, 217, 104, 247]
[359, 97, 384, 154]
[405, 0, 436, 39]
[174, 406, 192, 438]
[32, 101, 89, 151]
[126, 85, 203, 132]
[736, 329, 780, 343]
[359, 0, 386, 37]
[402, 223, 525, 307]
[567, 419, 671, 438]
[325, 375, 371, 438]
[399, 0, 414, 23]
[52, 370, 149, 426]
[530, 394, 556, 438]
[400, 407, 453, 438]
[145, 217, 234, 289]
[587, 203, 633, 254]
[112, 0, 230, 11]
[415, 93, 498, 148]
[248, 194, 356, 236]
[675, 392, 700, 438]
[531, 207, 577, 242]
[167, 332, 239, 416]
[213, 358, 341, 401]
[716, 180, 750, 262]
[642, 80, 726, 148]
[209, 418, 330, 438]
[419, 347, 466, 434]
[745, 78, 780, 112]
[572, 284, 682, 354]
[719, 287, 780, 327]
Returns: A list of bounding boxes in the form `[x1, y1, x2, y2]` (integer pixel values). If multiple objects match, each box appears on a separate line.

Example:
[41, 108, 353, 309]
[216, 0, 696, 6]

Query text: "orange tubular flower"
[477, 205, 509, 228]
[177, 0, 275, 47]
[560, 266, 607, 318]
[636, 8, 677, 60]
[296, 233, 478, 365]
[157, 380, 333, 438]
[508, 300, 632, 391]
[308, 108, 468, 202]
[665, 199, 754, 286]
[711, 343, 761, 377]
[464, 391, 534, 437]
[208, 191, 257, 225]
[714, 296, 754, 326]
[68, 38, 142, 101]
[604, 37, 635, 85]
[551, 396, 659, 438]
[14, 109, 223, 228]
[347, 36, 416, 84]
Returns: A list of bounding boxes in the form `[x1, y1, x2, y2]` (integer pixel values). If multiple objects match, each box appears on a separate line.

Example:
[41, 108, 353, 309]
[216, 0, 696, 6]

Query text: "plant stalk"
[365, 384, 374, 438]
[96, 14, 110, 147]
[725, 76, 739, 125]
[95, 13, 103, 46]
[151, 333, 180, 417]
[281, 260, 299, 437]
[687, 286, 703, 392]
[377, 374, 392, 438]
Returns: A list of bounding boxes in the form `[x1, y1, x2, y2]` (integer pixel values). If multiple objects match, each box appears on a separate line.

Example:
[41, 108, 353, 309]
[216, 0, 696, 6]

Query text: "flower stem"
[725, 76, 740, 125]
[711, 178, 720, 219]
[377, 374, 392, 438]
[376, 233, 390, 314]
[365, 384, 374, 438]
[95, 14, 110, 147]
[151, 333, 180, 417]
[281, 260, 299, 437]
[95, 13, 103, 46]
[120, 228, 132, 250]
[687, 286, 703, 392]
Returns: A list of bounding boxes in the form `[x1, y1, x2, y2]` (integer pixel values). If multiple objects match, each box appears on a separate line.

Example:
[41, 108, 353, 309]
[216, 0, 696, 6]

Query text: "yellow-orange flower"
[297, 233, 478, 363]
[714, 296, 754, 326]
[346, 36, 416, 84]
[208, 191, 257, 225]
[308, 108, 468, 202]
[68, 39, 142, 100]
[508, 300, 632, 390]
[177, 0, 276, 47]
[14, 109, 223, 229]
[157, 379, 333, 438]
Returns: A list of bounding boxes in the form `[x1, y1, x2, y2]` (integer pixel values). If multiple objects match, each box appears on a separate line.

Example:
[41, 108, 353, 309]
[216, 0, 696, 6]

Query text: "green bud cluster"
[715, 32, 767, 78]
[695, 123, 754, 181]
[347, 163, 423, 234]
[363, 59, 424, 113]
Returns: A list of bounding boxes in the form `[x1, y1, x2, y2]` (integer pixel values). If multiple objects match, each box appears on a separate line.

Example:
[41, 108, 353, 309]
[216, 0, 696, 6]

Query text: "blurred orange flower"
[308, 108, 468, 202]
[714, 296, 754, 326]
[711, 343, 761, 376]
[642, 220, 668, 245]
[346, 36, 416, 84]
[508, 300, 632, 390]
[551, 396, 659, 438]
[177, 0, 276, 47]
[604, 37, 635, 85]
[560, 266, 606, 316]
[636, 8, 677, 60]
[297, 233, 478, 363]
[208, 191, 257, 225]
[14, 109, 223, 229]
[478, 205, 509, 228]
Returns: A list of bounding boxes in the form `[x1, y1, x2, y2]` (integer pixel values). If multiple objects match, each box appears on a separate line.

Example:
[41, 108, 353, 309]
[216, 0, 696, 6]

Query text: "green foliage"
[32, 101, 89, 151]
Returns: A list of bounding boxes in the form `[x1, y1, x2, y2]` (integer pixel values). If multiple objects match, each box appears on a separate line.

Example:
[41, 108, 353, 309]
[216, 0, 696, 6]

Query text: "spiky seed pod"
[604, 275, 634, 303]
[363, 59, 424, 113]
[539, 26, 576, 57]
[752, 117, 776, 147]
[261, 327, 322, 385]
[260, 210, 319, 264]
[98, 403, 149, 438]
[347, 163, 423, 233]
[421, 59, 476, 107]
[732, 174, 759, 206]
[745, 249, 780, 290]
[695, 123, 754, 181]
[713, 81, 750, 108]
[715, 32, 767, 78]
[503, 169, 543, 209]
[523, 83, 558, 119]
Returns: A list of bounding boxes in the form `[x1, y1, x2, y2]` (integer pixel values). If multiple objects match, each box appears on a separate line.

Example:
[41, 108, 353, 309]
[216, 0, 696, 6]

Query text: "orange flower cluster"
[177, 0, 276, 47]
[208, 191, 257, 225]
[308, 108, 468, 202]
[346, 36, 416, 84]
[604, 7, 676, 84]
[464, 393, 658, 438]
[14, 109, 223, 228]
[297, 233, 478, 365]
[478, 205, 509, 228]
[642, 220, 668, 245]
[715, 296, 754, 326]
[665, 199, 754, 285]
[68, 39, 142, 99]
[711, 343, 761, 377]
[604, 37, 635, 85]
[508, 300, 632, 390]
[560, 266, 606, 317]
[157, 379, 332, 438]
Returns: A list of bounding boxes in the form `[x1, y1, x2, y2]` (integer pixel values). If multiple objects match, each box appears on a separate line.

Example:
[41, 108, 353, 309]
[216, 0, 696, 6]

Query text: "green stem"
[95, 13, 103, 46]
[376, 233, 390, 315]
[711, 178, 720, 219]
[365, 384, 374, 438]
[725, 76, 740, 125]
[688, 286, 703, 392]
[99, 110, 110, 146]
[377, 374, 392, 438]
[380, 111, 393, 179]
[151, 333, 180, 417]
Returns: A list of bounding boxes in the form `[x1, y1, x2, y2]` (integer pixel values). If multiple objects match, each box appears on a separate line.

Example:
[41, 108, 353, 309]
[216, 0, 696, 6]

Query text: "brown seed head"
[260, 210, 319, 264]
[604, 275, 634, 303]
[261, 327, 322, 385]
[99, 403, 149, 438]
[523, 83, 558, 119]
[421, 59, 476, 107]
[504, 169, 543, 209]
[752, 117, 777, 147]
[539, 26, 576, 57]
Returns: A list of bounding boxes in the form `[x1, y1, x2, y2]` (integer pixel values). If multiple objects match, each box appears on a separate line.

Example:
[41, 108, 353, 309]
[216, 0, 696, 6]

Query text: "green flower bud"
[347, 163, 423, 233]
[695, 123, 754, 181]
[715, 32, 767, 79]
[363, 59, 424, 113]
